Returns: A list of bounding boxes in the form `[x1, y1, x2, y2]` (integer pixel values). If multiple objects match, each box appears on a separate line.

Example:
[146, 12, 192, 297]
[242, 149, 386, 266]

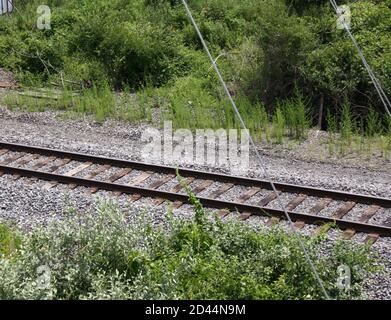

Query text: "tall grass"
[340, 102, 353, 147]
[281, 93, 309, 140]
[325, 103, 390, 159]
[272, 107, 285, 144]
[1, 84, 152, 123]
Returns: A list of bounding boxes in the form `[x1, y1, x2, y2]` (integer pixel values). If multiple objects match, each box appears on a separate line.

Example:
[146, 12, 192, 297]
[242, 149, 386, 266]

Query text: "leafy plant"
[0, 196, 375, 300]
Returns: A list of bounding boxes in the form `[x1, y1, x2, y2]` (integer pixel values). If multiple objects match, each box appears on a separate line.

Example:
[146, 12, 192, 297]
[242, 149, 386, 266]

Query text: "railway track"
[0, 141, 390, 240]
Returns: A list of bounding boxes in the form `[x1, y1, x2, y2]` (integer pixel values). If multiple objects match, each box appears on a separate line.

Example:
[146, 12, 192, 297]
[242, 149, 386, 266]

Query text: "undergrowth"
[0, 183, 376, 300]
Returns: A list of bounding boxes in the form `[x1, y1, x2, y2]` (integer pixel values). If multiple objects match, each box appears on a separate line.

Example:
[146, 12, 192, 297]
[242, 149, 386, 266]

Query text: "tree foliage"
[0, 0, 390, 123]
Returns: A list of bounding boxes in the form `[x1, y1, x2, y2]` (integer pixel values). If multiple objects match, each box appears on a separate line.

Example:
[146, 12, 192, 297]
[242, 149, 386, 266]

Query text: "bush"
[0, 194, 375, 300]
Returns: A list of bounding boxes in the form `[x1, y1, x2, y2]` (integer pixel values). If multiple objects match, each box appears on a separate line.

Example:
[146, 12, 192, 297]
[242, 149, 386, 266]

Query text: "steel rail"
[0, 164, 390, 236]
[1, 141, 390, 208]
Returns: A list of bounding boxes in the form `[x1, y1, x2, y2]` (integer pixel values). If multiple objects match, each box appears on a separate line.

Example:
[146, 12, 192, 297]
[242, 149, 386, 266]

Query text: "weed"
[272, 107, 285, 144]
[340, 102, 353, 146]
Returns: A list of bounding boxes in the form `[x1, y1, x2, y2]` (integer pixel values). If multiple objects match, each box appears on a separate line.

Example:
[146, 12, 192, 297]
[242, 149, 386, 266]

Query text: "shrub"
[0, 192, 375, 300]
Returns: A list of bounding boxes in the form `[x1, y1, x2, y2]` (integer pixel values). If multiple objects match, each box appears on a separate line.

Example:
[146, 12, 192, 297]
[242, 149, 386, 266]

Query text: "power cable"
[181, 0, 331, 300]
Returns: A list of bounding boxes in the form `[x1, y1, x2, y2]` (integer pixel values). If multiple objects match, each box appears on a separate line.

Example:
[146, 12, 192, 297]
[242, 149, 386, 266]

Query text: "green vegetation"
[0, 223, 21, 258]
[0, 0, 390, 151]
[0, 194, 376, 300]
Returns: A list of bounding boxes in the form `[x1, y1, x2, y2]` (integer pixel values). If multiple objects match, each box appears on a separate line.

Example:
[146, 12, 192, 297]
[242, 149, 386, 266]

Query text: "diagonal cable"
[181, 0, 330, 299]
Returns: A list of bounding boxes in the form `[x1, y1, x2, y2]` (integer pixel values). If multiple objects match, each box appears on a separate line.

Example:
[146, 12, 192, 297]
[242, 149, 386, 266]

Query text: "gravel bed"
[368, 208, 391, 226]
[143, 173, 174, 189]
[0, 150, 19, 162]
[172, 203, 197, 221]
[266, 192, 297, 209]
[325, 228, 343, 241]
[246, 215, 270, 231]
[362, 237, 391, 300]
[157, 176, 183, 192]
[50, 160, 83, 175]
[316, 200, 344, 218]
[73, 163, 101, 178]
[245, 189, 273, 206]
[0, 173, 170, 230]
[299, 223, 318, 236]
[216, 185, 250, 202]
[294, 196, 321, 213]
[196, 181, 224, 198]
[18, 155, 50, 169]
[92, 166, 128, 182]
[343, 204, 370, 221]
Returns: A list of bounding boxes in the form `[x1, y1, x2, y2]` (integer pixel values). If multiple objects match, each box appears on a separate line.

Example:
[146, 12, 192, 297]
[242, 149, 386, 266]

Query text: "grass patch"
[0, 223, 21, 258]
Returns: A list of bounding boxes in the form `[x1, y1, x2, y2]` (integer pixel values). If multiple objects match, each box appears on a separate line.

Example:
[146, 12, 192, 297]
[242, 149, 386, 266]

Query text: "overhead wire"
[181, 0, 330, 299]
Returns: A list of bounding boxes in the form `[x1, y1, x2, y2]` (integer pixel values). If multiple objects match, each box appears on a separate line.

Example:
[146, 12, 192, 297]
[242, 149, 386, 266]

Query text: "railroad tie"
[152, 177, 195, 206]
[65, 162, 94, 189]
[27, 156, 57, 184]
[361, 210, 389, 244]
[209, 183, 235, 199]
[12, 154, 39, 180]
[237, 187, 261, 204]
[79, 164, 111, 191]
[0, 153, 25, 166]
[172, 180, 215, 211]
[258, 191, 281, 226]
[42, 158, 72, 190]
[314, 201, 356, 237]
[309, 198, 333, 215]
[261, 193, 306, 227]
[217, 209, 230, 218]
[364, 233, 380, 245]
[172, 180, 216, 214]
[239, 212, 252, 221]
[258, 191, 280, 207]
[123, 171, 153, 200]
[284, 194, 307, 229]
[0, 149, 9, 156]
[266, 217, 280, 227]
[127, 174, 175, 200]
[91, 167, 133, 194]
[32, 156, 56, 170]
[46, 158, 71, 173]
[231, 187, 262, 221]
[342, 205, 380, 240]
[0, 153, 25, 177]
[173, 182, 235, 212]
[128, 171, 153, 186]
[333, 201, 356, 220]
[149, 174, 175, 190]
[191, 179, 214, 195]
[309, 198, 333, 235]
